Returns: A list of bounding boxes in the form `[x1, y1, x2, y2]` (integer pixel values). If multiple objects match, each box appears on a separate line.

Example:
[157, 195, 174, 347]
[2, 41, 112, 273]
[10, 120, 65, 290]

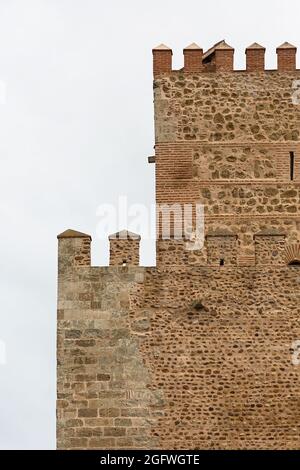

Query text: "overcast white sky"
[0, 0, 300, 450]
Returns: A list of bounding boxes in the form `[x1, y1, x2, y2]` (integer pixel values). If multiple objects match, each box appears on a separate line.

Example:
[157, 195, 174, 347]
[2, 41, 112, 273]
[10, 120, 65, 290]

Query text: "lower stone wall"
[57, 261, 300, 449]
[139, 265, 300, 449]
[57, 266, 162, 449]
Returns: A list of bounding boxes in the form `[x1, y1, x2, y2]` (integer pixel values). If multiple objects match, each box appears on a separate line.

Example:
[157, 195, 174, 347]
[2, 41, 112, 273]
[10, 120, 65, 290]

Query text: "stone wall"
[154, 72, 300, 143]
[206, 234, 237, 266]
[57, 252, 163, 449]
[57, 236, 300, 449]
[139, 265, 300, 449]
[254, 234, 286, 266]
[108, 231, 141, 266]
[57, 42, 300, 449]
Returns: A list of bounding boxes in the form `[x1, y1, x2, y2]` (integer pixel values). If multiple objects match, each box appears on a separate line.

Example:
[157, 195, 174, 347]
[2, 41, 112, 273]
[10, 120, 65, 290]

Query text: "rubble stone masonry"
[57, 41, 300, 449]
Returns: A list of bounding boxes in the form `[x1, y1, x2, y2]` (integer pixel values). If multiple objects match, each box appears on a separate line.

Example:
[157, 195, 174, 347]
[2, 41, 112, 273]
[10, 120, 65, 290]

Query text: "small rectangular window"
[290, 151, 295, 181]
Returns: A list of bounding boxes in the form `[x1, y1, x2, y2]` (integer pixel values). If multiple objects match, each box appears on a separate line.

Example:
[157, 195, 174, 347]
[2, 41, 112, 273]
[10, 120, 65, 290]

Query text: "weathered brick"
[76, 339, 96, 347]
[88, 437, 115, 448]
[78, 409, 97, 418]
[96, 374, 111, 382]
[115, 418, 132, 427]
[68, 437, 88, 448]
[75, 427, 94, 437]
[98, 408, 120, 418]
[121, 408, 149, 417]
[65, 419, 83, 427]
[104, 427, 126, 437]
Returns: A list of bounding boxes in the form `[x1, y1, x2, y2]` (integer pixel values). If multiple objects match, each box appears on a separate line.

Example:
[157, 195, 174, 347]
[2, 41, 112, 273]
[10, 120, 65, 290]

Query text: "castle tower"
[57, 41, 300, 450]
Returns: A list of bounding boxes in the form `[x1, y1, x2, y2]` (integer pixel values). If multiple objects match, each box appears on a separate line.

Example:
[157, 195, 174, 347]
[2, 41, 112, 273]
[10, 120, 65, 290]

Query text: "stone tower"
[57, 40, 300, 449]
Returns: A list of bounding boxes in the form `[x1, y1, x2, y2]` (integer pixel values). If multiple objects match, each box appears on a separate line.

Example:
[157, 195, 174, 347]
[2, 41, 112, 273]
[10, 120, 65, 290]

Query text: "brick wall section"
[215, 49, 234, 72]
[277, 46, 297, 72]
[156, 143, 300, 184]
[184, 46, 203, 73]
[152, 46, 172, 77]
[246, 47, 265, 72]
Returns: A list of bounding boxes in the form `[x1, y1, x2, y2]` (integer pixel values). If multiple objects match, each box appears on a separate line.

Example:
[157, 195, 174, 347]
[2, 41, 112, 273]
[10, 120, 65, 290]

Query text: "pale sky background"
[0, 0, 300, 449]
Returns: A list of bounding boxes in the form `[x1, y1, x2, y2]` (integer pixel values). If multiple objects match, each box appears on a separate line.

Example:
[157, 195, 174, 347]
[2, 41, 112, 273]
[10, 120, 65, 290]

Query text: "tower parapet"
[152, 40, 298, 75]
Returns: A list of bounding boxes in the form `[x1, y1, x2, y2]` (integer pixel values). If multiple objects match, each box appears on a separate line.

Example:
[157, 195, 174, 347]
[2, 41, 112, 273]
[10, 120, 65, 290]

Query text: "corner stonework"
[57, 229, 164, 449]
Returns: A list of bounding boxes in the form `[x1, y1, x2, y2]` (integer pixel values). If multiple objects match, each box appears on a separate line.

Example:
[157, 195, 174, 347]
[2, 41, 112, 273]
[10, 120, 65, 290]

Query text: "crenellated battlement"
[57, 228, 300, 269]
[153, 40, 298, 76]
[57, 229, 141, 269]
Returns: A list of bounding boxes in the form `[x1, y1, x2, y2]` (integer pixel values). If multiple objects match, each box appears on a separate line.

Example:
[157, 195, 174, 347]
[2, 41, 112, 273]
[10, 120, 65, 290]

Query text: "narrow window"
[122, 259, 127, 267]
[220, 258, 225, 266]
[290, 151, 295, 181]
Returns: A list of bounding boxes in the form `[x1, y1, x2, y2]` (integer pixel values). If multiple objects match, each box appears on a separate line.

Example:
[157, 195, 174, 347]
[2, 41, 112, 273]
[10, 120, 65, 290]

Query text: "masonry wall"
[57, 261, 162, 450]
[57, 44, 300, 449]
[57, 247, 300, 449]
[154, 70, 300, 266]
[151, 56, 300, 448]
